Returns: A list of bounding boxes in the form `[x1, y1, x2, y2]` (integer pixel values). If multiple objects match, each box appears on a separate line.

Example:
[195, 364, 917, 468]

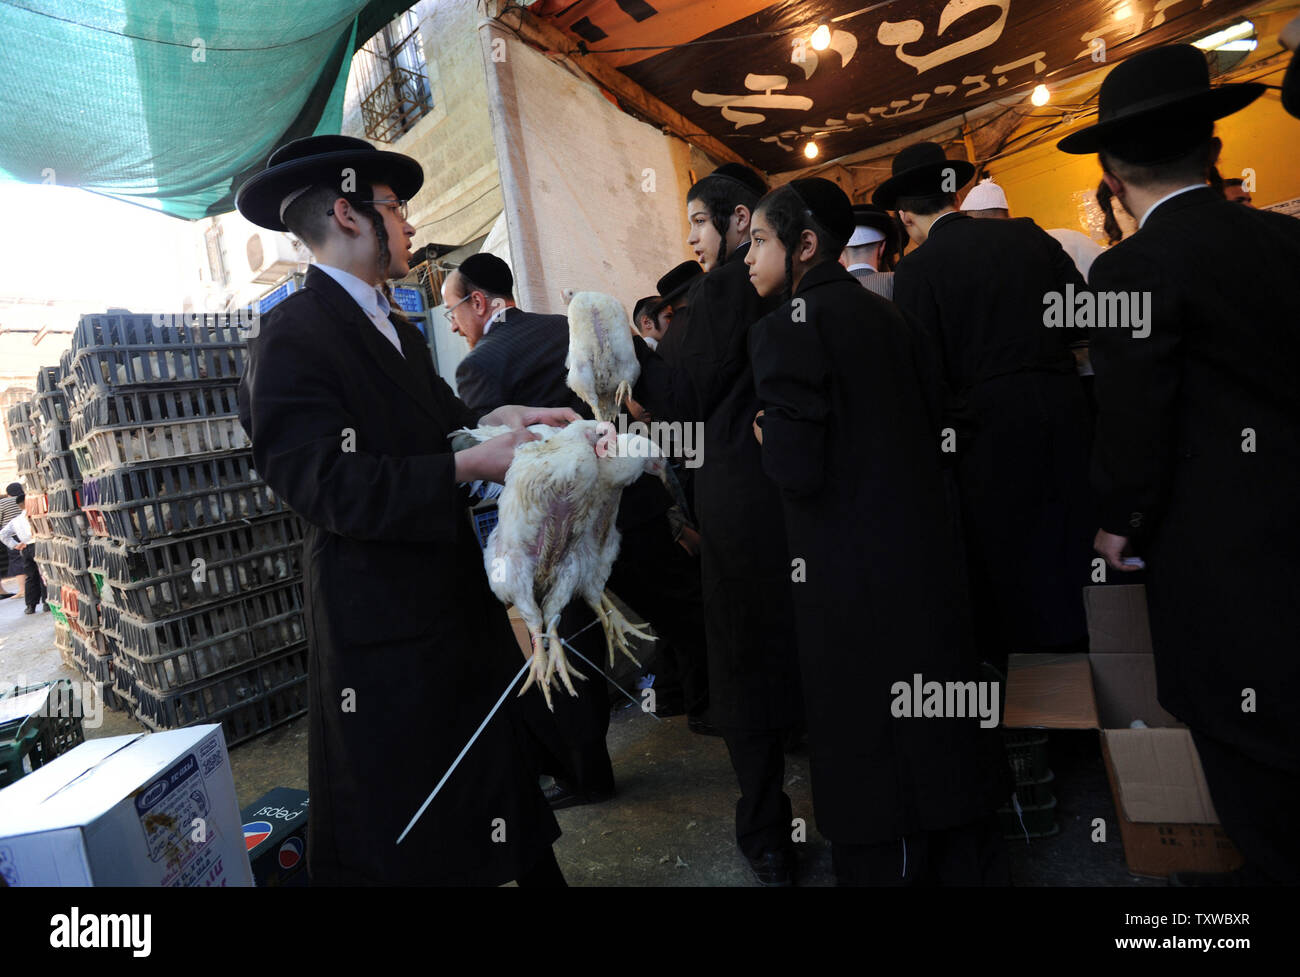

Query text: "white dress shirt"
[845, 262, 877, 273]
[315, 263, 404, 357]
[1138, 185, 1204, 229]
[481, 305, 513, 338]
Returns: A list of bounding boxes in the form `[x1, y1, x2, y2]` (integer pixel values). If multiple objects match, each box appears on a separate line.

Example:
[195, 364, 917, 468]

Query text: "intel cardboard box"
[0, 725, 253, 886]
[1003, 584, 1242, 878]
[241, 787, 309, 886]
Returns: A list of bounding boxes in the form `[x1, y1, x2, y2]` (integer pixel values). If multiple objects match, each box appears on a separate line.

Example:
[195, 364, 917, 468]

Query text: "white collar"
[482, 304, 513, 337]
[314, 263, 389, 320]
[1139, 185, 1204, 228]
[846, 262, 876, 273]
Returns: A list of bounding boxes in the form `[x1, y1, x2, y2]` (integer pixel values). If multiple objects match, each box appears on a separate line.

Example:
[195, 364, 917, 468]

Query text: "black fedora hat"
[650, 260, 704, 314]
[1057, 44, 1264, 162]
[236, 134, 424, 231]
[873, 142, 974, 210]
[848, 203, 901, 255]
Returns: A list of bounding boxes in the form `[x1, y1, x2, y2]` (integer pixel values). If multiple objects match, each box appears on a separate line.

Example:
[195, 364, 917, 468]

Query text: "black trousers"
[831, 815, 1009, 886]
[516, 845, 567, 887]
[721, 726, 792, 860]
[519, 600, 615, 795]
[22, 547, 45, 611]
[606, 510, 709, 718]
[1192, 728, 1300, 884]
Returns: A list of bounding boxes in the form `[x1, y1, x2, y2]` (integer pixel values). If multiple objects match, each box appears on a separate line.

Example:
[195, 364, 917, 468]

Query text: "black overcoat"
[750, 261, 1004, 843]
[1088, 187, 1300, 772]
[632, 242, 803, 729]
[894, 212, 1094, 657]
[237, 266, 559, 884]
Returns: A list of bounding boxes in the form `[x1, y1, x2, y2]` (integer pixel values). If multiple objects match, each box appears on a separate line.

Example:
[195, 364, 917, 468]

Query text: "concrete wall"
[341, 0, 502, 248]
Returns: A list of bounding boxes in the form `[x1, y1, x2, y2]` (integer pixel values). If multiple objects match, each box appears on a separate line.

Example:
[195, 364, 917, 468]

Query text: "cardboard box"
[1003, 584, 1242, 878]
[240, 787, 309, 887]
[0, 725, 253, 886]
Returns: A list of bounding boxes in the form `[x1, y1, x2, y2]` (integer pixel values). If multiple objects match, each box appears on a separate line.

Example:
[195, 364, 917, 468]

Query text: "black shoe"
[24, 606, 35, 614]
[0, 591, 13, 599]
[746, 848, 794, 887]
[544, 781, 614, 810]
[688, 715, 721, 737]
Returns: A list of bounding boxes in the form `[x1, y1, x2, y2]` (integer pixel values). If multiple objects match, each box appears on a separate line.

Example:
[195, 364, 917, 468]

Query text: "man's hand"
[676, 525, 701, 558]
[15, 543, 26, 551]
[454, 427, 540, 484]
[1094, 528, 1141, 572]
[480, 404, 579, 430]
[752, 409, 765, 445]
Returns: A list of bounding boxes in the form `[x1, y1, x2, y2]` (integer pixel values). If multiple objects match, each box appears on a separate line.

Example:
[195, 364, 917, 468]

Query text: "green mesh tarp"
[0, 1, 408, 220]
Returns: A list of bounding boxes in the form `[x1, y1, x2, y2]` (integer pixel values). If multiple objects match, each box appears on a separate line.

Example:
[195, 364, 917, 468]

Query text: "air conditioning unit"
[243, 230, 308, 285]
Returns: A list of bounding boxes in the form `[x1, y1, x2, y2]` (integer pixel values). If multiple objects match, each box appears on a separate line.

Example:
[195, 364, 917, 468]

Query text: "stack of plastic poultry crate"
[24, 363, 87, 672]
[70, 313, 308, 746]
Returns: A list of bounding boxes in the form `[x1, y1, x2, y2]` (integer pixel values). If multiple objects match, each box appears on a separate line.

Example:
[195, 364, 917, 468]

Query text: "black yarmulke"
[458, 252, 514, 295]
[790, 178, 855, 248]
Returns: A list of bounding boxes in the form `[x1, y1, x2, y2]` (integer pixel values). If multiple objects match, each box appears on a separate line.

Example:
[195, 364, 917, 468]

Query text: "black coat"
[894, 213, 1093, 656]
[238, 266, 559, 884]
[455, 307, 581, 420]
[750, 261, 1003, 843]
[633, 242, 803, 729]
[1088, 187, 1300, 772]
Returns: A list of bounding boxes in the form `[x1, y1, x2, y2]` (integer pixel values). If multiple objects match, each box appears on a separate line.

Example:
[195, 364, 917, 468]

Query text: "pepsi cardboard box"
[0, 725, 252, 886]
[241, 787, 309, 886]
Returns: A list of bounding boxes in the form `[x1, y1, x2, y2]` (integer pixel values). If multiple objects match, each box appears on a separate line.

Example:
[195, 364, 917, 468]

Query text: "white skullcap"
[847, 225, 886, 247]
[961, 178, 1009, 211]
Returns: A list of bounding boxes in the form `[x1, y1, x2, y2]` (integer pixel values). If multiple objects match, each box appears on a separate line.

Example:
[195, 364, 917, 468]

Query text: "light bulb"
[804, 141, 819, 159]
[811, 25, 831, 51]
[1031, 84, 1050, 106]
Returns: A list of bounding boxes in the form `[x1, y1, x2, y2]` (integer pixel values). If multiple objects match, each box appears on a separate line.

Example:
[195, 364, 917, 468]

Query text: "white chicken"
[566, 292, 639, 422]
[455, 420, 666, 708]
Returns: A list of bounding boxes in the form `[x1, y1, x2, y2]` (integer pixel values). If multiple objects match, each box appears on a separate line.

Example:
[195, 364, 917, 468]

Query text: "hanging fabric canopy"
[0, 0, 408, 220]
[533, 0, 1262, 172]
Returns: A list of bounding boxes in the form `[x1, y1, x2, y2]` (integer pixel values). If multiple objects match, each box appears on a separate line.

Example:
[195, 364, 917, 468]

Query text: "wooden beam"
[501, 4, 753, 171]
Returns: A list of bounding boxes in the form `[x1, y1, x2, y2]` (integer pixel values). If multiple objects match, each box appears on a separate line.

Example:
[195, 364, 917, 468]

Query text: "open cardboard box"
[1003, 584, 1242, 878]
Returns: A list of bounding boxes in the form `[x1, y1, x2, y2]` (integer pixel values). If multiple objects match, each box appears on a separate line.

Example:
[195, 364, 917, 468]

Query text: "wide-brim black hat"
[1057, 44, 1265, 162]
[651, 260, 704, 314]
[873, 142, 974, 209]
[236, 135, 424, 232]
[848, 203, 901, 255]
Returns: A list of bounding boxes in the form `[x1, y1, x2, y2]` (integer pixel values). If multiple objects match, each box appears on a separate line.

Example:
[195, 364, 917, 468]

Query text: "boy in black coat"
[632, 164, 804, 886]
[748, 178, 1006, 885]
[236, 136, 574, 885]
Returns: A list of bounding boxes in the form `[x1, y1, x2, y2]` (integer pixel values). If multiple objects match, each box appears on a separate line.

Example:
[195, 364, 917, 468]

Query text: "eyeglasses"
[442, 293, 472, 321]
[325, 198, 409, 220]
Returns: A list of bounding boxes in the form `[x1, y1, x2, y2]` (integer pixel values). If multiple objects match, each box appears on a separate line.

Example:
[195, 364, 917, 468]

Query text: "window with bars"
[357, 10, 435, 144]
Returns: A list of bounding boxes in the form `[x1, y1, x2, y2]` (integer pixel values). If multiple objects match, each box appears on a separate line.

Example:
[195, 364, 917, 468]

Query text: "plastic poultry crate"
[1002, 729, 1051, 783]
[81, 452, 283, 544]
[71, 314, 246, 390]
[99, 515, 304, 619]
[132, 643, 309, 745]
[43, 449, 81, 485]
[0, 681, 87, 789]
[74, 413, 249, 475]
[70, 384, 242, 443]
[115, 579, 305, 672]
